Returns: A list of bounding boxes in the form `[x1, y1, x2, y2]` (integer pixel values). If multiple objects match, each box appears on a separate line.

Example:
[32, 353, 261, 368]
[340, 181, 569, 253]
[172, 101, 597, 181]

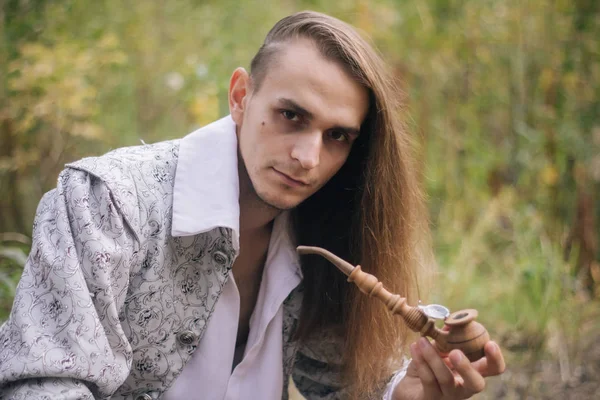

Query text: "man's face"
[230, 39, 369, 210]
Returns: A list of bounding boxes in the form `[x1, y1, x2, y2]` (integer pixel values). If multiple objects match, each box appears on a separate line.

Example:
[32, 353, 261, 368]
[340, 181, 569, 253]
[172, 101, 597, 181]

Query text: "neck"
[239, 193, 279, 234]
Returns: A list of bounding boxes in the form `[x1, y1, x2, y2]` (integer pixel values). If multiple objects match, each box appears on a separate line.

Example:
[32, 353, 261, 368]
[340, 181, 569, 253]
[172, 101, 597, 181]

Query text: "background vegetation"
[1, 0, 598, 398]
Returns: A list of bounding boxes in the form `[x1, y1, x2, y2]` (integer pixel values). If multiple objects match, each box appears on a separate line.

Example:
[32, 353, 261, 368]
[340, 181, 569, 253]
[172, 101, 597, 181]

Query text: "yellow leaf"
[562, 72, 578, 92]
[98, 33, 120, 50]
[0, 157, 16, 172]
[540, 165, 559, 186]
[189, 94, 219, 127]
[70, 122, 103, 139]
[14, 113, 36, 134]
[107, 51, 128, 65]
[19, 43, 46, 59]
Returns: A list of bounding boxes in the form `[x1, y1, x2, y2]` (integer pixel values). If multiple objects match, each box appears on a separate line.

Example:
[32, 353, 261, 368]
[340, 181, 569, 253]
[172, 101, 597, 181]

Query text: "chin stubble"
[237, 149, 287, 212]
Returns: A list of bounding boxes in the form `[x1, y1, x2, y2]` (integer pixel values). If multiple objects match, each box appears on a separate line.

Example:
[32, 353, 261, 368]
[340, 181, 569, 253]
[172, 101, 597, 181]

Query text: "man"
[0, 11, 504, 400]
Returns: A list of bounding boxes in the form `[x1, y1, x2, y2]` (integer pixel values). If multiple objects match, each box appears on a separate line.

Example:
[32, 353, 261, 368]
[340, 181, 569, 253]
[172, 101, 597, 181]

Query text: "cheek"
[257, 121, 288, 159]
[242, 121, 274, 169]
[323, 149, 350, 177]
[327, 162, 346, 181]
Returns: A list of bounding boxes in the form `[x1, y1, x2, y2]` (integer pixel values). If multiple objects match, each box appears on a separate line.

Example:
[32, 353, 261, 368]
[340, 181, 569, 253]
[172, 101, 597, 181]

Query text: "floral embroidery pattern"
[0, 142, 238, 399]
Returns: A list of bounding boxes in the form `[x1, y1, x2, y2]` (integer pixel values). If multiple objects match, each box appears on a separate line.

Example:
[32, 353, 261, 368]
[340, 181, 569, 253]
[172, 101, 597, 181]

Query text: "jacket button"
[177, 330, 198, 345]
[212, 250, 229, 265]
[134, 394, 153, 400]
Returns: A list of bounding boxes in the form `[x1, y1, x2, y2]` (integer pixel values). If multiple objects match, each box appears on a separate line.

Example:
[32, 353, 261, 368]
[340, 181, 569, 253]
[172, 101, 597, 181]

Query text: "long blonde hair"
[251, 11, 433, 398]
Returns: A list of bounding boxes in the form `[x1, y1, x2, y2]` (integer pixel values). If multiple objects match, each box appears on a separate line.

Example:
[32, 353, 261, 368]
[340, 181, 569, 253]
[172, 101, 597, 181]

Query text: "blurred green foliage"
[0, 0, 599, 395]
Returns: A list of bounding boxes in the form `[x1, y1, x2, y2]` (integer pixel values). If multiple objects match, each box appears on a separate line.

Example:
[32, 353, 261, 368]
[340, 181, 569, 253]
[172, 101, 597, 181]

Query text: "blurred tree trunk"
[0, 0, 50, 234]
[0, 0, 25, 233]
[562, 0, 600, 297]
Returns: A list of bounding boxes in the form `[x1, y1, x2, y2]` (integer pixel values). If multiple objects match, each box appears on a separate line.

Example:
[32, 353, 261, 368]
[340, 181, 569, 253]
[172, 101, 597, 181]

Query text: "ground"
[485, 324, 600, 400]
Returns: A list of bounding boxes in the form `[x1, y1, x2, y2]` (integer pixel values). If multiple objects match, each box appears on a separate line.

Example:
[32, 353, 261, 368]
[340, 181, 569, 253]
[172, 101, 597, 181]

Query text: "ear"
[229, 67, 251, 126]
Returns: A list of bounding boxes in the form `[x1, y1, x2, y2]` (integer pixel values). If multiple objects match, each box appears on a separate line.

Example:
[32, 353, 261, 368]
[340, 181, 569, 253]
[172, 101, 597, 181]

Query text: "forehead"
[254, 39, 369, 127]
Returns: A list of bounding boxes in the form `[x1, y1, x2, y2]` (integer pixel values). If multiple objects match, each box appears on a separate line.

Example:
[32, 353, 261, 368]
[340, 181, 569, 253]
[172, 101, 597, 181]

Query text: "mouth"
[272, 168, 309, 187]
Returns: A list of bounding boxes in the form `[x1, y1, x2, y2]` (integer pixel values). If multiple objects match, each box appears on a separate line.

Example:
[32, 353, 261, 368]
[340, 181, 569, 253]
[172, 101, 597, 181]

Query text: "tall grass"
[436, 189, 580, 344]
[0, 1, 597, 397]
[0, 233, 29, 321]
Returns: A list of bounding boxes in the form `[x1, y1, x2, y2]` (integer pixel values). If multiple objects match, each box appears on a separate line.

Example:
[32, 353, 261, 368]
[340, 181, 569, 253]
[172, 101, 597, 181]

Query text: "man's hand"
[392, 338, 506, 400]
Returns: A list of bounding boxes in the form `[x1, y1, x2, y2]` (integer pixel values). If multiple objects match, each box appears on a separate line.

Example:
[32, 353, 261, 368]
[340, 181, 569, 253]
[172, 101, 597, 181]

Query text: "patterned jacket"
[0, 137, 354, 399]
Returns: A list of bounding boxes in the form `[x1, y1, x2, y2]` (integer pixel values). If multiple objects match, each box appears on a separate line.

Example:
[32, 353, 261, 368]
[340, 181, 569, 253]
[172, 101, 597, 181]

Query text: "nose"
[291, 131, 322, 170]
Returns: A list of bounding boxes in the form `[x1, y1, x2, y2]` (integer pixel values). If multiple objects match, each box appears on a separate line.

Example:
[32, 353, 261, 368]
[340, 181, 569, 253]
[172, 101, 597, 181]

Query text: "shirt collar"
[267, 211, 302, 278]
[171, 115, 240, 250]
[171, 115, 302, 276]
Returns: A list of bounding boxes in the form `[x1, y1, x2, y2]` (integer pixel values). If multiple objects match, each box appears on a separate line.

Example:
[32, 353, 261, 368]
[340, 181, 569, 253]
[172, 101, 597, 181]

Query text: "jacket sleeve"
[0, 168, 138, 399]
[292, 331, 409, 400]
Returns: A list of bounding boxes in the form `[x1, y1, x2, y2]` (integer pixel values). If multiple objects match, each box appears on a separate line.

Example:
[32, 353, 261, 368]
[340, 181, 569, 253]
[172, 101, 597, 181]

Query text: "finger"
[442, 357, 465, 386]
[471, 341, 506, 376]
[417, 338, 457, 397]
[442, 356, 454, 371]
[449, 350, 486, 395]
[410, 341, 442, 398]
[405, 350, 421, 378]
[485, 341, 506, 375]
[430, 340, 454, 371]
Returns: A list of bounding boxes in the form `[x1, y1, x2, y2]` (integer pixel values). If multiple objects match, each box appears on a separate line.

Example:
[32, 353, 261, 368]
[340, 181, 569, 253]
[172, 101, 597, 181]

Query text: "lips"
[272, 168, 309, 186]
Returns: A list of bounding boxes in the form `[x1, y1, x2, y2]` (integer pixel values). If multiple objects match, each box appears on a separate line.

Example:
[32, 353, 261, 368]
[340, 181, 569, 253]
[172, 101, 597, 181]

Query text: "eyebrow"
[277, 97, 314, 120]
[276, 97, 361, 137]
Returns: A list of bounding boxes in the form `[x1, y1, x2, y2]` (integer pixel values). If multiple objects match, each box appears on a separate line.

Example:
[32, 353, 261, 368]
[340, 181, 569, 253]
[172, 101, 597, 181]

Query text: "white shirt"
[163, 116, 405, 399]
[163, 116, 302, 400]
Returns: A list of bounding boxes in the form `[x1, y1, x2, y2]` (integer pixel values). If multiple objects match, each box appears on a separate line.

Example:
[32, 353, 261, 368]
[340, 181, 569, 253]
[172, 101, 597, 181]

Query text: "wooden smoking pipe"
[297, 245, 490, 362]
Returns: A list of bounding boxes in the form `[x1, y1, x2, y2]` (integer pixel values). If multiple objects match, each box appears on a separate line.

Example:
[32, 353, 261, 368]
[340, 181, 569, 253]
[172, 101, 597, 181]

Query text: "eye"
[281, 110, 300, 122]
[327, 130, 349, 143]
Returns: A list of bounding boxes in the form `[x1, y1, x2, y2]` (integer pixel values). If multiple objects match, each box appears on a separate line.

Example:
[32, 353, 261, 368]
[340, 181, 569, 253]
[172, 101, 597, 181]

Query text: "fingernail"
[450, 351, 462, 365]
[419, 338, 428, 349]
[489, 343, 497, 355]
